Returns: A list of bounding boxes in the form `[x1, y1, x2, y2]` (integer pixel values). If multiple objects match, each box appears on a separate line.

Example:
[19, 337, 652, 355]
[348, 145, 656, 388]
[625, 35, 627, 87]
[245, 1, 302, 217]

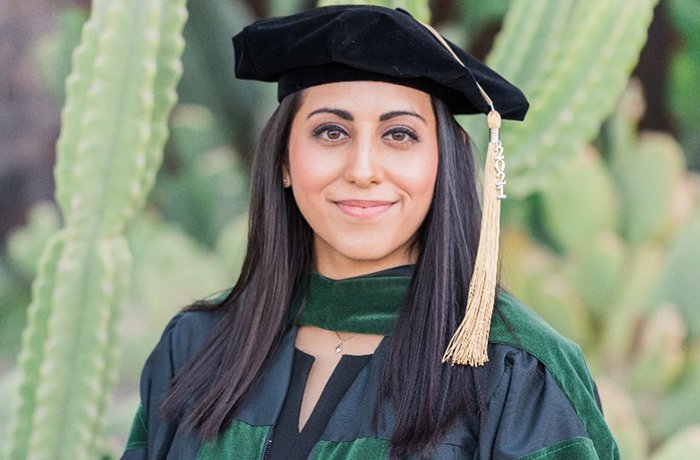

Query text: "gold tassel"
[442, 109, 505, 366]
[415, 19, 507, 366]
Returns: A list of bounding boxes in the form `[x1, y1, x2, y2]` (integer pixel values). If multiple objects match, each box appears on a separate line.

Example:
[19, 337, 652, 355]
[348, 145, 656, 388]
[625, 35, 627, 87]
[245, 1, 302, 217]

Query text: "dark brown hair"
[161, 90, 483, 458]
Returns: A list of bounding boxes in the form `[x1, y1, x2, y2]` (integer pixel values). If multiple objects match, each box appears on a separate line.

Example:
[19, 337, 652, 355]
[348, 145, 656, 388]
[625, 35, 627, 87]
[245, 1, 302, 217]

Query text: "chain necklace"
[334, 331, 358, 354]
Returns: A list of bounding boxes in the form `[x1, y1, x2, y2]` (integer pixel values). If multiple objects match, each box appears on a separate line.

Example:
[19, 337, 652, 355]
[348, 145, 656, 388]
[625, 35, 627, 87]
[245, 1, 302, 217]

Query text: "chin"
[328, 237, 414, 266]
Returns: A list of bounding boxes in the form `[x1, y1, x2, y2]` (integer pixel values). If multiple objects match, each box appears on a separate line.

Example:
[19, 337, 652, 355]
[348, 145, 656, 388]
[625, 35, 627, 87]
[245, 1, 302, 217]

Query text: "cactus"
[501, 75, 700, 458]
[177, 0, 261, 152]
[461, 0, 659, 197]
[651, 425, 700, 460]
[149, 0, 262, 247]
[568, 232, 626, 318]
[629, 306, 686, 393]
[152, 105, 249, 247]
[7, 203, 61, 281]
[34, 7, 87, 103]
[598, 245, 665, 364]
[3, 0, 187, 458]
[596, 377, 649, 460]
[668, 0, 700, 171]
[269, 0, 314, 17]
[651, 349, 700, 442]
[538, 146, 621, 253]
[616, 134, 688, 245]
[500, 229, 594, 348]
[319, 0, 430, 23]
[653, 211, 700, 338]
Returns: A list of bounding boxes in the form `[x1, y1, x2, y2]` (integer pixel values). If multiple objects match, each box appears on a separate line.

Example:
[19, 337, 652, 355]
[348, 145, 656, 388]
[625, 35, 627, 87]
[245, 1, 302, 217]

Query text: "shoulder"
[490, 290, 592, 385]
[147, 308, 225, 371]
[163, 308, 225, 349]
[141, 308, 226, 390]
[125, 309, 225, 459]
[475, 290, 619, 459]
[491, 290, 583, 355]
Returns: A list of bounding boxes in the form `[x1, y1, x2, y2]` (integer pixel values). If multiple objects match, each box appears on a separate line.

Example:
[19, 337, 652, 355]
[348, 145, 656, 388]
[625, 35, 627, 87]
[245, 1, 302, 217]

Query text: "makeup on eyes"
[384, 126, 419, 142]
[311, 122, 420, 144]
[311, 123, 348, 142]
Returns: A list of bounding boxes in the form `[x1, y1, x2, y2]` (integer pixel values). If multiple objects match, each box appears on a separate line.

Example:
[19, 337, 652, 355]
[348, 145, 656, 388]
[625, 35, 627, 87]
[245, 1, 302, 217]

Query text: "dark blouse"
[266, 349, 371, 460]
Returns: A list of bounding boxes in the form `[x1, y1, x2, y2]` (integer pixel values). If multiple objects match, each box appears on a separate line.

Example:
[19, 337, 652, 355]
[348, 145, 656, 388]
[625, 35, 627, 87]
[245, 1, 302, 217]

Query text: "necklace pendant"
[335, 341, 343, 353]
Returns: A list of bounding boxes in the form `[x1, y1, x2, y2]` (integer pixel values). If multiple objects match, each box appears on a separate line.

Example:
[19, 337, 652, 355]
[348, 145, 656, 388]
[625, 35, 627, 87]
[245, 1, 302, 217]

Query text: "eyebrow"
[379, 110, 426, 124]
[307, 108, 353, 120]
[306, 108, 427, 124]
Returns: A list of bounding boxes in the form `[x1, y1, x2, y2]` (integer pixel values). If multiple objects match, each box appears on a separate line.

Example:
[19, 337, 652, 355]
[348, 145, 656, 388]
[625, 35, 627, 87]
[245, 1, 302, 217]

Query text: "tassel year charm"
[493, 125, 506, 200]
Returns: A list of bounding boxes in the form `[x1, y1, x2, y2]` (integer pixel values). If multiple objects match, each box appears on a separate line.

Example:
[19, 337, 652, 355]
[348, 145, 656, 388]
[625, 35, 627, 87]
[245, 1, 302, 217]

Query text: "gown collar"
[291, 266, 413, 335]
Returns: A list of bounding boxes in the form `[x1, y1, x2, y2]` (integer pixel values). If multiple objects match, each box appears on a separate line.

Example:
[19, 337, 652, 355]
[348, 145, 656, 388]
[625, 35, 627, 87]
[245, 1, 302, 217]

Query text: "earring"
[282, 177, 290, 187]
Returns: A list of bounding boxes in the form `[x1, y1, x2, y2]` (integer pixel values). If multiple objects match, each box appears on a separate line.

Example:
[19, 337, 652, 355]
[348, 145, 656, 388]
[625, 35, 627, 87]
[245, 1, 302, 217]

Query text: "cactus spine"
[3, 0, 187, 458]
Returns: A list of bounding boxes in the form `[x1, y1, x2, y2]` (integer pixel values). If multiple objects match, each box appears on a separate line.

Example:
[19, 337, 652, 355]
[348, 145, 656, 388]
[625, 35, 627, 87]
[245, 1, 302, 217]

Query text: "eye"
[312, 123, 349, 142]
[384, 126, 419, 143]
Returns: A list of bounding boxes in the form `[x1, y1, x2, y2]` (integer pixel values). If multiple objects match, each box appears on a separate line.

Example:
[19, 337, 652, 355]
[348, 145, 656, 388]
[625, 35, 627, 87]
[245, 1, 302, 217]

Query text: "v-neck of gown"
[266, 348, 372, 460]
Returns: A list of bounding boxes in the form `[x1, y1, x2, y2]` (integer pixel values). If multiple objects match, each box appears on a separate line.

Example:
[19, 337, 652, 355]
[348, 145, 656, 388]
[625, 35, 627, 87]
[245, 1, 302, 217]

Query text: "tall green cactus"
[3, 0, 187, 458]
[464, 0, 659, 197]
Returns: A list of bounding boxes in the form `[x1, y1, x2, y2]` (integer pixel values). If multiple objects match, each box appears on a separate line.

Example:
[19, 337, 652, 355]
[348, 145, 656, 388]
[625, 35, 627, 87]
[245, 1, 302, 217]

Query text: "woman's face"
[287, 81, 439, 279]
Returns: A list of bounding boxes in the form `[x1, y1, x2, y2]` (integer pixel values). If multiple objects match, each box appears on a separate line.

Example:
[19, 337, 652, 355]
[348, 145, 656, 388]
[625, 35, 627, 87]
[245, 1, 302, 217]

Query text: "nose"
[343, 136, 383, 187]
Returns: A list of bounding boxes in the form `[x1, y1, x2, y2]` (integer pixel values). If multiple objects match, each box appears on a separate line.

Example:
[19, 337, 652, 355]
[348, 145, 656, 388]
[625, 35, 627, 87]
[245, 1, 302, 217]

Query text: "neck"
[313, 246, 418, 280]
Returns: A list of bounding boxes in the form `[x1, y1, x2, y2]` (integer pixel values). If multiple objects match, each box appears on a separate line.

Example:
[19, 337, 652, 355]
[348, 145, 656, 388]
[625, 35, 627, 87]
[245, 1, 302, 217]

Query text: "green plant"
[151, 104, 249, 247]
[501, 82, 700, 459]
[462, 0, 659, 197]
[148, 0, 267, 247]
[34, 7, 88, 103]
[668, 0, 700, 171]
[319, 0, 430, 23]
[0, 204, 61, 363]
[3, 0, 187, 457]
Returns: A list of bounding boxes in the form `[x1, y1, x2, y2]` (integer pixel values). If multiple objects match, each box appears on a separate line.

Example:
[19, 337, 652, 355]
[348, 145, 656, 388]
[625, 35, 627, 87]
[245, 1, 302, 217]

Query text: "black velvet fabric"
[232, 5, 529, 119]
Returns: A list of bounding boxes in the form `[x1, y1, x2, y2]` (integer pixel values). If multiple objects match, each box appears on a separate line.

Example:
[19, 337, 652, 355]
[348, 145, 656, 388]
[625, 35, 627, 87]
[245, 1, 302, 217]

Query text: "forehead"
[297, 81, 434, 117]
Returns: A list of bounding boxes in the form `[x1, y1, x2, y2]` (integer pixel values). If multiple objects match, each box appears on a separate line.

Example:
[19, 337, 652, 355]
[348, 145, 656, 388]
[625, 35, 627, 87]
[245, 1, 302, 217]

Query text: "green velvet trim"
[491, 292, 619, 460]
[311, 437, 389, 459]
[197, 419, 270, 460]
[124, 404, 148, 450]
[517, 436, 598, 460]
[292, 272, 411, 335]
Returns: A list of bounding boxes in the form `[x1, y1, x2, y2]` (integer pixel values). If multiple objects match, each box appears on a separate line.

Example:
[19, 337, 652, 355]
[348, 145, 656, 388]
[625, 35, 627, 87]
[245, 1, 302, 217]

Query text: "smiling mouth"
[334, 200, 395, 218]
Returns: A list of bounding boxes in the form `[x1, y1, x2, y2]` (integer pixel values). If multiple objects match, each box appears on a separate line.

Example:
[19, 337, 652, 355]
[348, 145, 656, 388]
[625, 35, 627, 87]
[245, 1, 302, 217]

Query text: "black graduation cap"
[232, 5, 528, 120]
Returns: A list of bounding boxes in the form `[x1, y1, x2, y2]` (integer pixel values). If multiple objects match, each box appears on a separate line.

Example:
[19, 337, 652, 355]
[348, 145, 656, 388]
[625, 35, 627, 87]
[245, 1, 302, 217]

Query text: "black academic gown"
[122, 293, 619, 459]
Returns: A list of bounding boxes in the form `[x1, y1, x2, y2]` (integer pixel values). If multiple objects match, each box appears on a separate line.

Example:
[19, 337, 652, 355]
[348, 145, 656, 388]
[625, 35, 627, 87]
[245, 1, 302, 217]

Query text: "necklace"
[334, 331, 358, 353]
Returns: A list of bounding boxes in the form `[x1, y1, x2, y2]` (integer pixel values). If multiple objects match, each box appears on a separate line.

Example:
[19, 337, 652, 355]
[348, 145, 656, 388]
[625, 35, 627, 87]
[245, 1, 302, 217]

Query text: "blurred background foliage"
[0, 0, 698, 458]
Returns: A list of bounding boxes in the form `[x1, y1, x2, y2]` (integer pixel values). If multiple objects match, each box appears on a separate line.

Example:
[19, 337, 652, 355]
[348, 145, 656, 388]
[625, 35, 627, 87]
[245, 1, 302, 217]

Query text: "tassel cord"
[442, 111, 503, 366]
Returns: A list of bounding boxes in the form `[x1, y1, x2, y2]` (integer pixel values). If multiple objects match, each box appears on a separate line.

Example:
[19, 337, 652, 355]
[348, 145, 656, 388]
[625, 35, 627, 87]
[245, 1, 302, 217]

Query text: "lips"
[334, 199, 395, 218]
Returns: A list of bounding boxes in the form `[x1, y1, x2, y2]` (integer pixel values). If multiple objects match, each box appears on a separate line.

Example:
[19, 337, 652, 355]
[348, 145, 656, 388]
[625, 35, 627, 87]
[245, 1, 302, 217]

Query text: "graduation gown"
[121, 291, 618, 459]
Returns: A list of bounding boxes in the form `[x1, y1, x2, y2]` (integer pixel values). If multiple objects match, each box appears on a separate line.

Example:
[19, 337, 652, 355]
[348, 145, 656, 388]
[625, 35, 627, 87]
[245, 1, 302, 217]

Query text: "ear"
[459, 126, 469, 144]
[282, 166, 292, 188]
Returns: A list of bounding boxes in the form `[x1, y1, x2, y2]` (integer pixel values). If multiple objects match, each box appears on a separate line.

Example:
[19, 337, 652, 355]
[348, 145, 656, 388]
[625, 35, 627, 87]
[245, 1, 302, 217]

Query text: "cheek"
[287, 133, 338, 208]
[288, 150, 314, 190]
[414, 154, 439, 194]
[393, 144, 439, 205]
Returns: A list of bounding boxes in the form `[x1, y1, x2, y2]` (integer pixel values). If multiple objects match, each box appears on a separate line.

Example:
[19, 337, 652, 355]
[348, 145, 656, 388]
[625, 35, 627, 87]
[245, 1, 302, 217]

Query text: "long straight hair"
[161, 90, 484, 457]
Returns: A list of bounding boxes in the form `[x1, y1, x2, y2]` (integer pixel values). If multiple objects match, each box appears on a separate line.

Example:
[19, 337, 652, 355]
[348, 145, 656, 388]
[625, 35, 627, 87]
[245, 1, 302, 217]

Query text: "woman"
[122, 5, 618, 459]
